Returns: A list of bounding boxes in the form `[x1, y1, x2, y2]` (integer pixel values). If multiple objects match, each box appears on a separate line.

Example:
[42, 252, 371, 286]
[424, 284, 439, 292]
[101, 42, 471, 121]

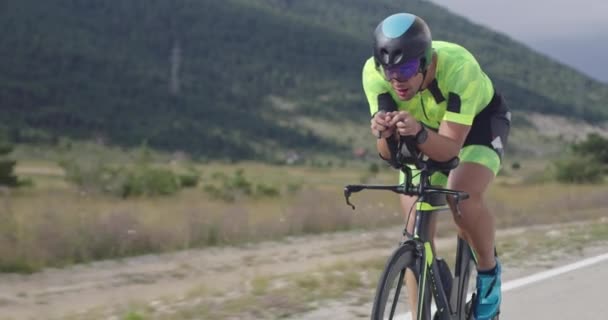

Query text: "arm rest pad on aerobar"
[376, 93, 399, 168]
[376, 93, 420, 166]
[376, 93, 407, 167]
[426, 157, 460, 172]
[377, 93, 397, 113]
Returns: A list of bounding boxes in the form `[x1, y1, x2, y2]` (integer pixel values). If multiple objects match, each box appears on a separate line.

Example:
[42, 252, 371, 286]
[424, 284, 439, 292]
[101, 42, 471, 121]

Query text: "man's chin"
[393, 87, 414, 100]
[396, 92, 413, 101]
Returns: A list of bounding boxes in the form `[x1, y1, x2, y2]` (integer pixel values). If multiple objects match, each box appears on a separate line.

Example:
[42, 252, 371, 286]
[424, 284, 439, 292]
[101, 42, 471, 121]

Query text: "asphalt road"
[397, 252, 608, 320]
[501, 254, 608, 319]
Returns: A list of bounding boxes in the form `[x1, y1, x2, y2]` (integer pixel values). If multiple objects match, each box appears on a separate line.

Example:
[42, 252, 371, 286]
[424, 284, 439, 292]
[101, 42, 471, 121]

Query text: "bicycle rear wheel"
[371, 242, 432, 320]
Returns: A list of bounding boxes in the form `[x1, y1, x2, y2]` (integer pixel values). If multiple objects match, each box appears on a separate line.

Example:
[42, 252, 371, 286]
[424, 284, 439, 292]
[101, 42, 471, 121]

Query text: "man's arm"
[417, 120, 470, 162]
[391, 112, 470, 162]
[376, 135, 394, 160]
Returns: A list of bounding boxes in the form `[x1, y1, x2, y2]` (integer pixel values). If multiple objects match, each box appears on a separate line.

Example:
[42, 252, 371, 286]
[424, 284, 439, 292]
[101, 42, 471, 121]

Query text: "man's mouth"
[396, 88, 409, 96]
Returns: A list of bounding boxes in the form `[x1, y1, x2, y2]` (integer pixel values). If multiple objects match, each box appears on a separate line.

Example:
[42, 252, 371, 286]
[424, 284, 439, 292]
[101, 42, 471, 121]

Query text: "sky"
[430, 0, 608, 83]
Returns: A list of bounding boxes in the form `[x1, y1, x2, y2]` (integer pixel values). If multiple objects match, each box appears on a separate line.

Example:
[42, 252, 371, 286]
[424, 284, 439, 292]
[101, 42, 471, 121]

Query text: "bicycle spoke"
[371, 243, 433, 320]
[389, 268, 407, 319]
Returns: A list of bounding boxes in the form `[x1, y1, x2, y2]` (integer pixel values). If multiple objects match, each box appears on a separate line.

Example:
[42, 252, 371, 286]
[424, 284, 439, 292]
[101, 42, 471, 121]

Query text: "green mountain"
[1, 0, 607, 160]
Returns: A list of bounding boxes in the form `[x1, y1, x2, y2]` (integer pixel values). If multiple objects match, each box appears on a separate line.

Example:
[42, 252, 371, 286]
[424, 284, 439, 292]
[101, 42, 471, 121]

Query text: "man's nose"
[390, 78, 407, 86]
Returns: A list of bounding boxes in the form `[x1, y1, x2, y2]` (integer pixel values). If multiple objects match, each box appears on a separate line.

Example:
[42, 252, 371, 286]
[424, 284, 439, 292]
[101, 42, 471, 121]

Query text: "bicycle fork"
[408, 236, 475, 320]
[414, 239, 451, 320]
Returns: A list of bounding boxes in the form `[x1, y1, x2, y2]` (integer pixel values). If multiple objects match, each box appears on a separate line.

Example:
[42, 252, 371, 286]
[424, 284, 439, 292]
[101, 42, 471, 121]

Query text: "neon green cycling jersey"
[362, 40, 494, 129]
[363, 40, 506, 182]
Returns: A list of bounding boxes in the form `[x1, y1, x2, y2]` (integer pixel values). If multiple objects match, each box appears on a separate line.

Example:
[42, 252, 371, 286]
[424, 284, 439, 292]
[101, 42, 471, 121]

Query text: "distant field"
[2, 148, 608, 273]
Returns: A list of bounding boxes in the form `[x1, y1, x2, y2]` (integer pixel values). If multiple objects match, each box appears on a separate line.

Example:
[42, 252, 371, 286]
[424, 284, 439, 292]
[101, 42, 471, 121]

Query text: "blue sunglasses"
[380, 59, 421, 82]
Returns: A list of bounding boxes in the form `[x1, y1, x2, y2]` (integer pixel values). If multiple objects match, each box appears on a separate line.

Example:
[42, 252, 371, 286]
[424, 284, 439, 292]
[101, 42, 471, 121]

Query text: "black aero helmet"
[373, 13, 432, 70]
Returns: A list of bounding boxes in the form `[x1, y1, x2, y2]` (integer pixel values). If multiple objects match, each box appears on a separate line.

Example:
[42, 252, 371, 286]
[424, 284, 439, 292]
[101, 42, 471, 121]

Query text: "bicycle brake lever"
[343, 187, 356, 210]
[452, 194, 462, 216]
[345, 185, 365, 193]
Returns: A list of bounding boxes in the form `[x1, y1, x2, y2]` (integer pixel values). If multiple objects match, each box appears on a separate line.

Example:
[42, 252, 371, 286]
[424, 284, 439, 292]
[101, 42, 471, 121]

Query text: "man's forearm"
[376, 137, 392, 160]
[417, 130, 461, 162]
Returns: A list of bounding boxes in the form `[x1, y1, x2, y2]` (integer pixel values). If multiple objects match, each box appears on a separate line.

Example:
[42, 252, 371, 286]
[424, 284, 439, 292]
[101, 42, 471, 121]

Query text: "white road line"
[393, 252, 608, 320]
[502, 252, 608, 291]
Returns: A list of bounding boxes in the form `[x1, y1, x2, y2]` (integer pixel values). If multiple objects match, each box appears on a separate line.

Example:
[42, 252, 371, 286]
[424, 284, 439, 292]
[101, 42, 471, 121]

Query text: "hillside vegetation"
[1, 0, 607, 160]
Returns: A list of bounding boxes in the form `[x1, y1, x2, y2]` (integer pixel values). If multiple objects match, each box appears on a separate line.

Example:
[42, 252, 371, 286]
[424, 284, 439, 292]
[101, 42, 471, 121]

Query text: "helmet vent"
[393, 50, 403, 65]
[380, 48, 390, 64]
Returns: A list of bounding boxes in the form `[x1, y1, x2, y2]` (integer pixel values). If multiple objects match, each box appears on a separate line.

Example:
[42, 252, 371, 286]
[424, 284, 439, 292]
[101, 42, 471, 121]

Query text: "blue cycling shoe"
[473, 259, 502, 320]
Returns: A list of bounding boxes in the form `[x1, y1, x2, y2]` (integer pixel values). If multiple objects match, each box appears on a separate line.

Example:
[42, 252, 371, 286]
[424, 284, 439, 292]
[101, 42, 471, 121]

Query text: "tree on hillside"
[0, 133, 19, 187]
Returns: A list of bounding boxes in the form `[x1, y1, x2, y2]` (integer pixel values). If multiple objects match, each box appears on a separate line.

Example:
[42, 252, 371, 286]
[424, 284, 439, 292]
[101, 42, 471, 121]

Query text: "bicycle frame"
[408, 166, 477, 320]
[416, 166, 475, 320]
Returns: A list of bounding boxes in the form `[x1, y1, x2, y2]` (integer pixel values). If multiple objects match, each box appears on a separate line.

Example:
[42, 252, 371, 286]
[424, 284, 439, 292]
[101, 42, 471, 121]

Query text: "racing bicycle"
[343, 137, 499, 320]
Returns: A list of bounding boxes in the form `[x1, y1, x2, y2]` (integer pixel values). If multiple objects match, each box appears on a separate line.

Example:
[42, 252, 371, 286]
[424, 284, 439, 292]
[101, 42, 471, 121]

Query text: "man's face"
[381, 59, 423, 100]
[390, 73, 423, 100]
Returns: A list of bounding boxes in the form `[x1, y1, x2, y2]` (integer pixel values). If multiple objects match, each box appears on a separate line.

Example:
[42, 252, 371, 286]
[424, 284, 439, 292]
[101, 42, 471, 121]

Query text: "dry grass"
[3, 158, 608, 273]
[489, 182, 608, 227]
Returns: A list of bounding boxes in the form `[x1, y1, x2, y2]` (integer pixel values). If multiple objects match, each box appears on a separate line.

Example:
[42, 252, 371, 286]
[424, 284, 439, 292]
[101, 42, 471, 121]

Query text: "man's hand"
[370, 111, 395, 139]
[390, 111, 422, 137]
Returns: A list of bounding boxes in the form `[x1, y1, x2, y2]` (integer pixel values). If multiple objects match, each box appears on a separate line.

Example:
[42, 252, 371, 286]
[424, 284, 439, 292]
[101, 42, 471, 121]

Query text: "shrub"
[230, 169, 253, 195]
[572, 133, 608, 164]
[59, 158, 110, 192]
[0, 159, 18, 187]
[255, 183, 280, 198]
[178, 170, 200, 188]
[203, 169, 283, 201]
[552, 157, 605, 184]
[60, 158, 186, 198]
[511, 162, 521, 170]
[0, 133, 19, 187]
[122, 167, 180, 198]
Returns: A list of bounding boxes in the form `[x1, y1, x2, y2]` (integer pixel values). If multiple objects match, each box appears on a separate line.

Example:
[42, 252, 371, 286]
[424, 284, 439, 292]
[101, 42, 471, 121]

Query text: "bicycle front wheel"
[371, 242, 432, 320]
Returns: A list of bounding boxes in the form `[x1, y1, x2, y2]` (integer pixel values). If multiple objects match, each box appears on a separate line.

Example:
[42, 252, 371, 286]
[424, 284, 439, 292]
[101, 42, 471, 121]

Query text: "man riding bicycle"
[363, 13, 511, 320]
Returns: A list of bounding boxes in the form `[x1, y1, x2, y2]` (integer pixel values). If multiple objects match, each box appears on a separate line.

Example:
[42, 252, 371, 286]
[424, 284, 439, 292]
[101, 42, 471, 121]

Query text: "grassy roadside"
[3, 153, 608, 273]
[58, 218, 608, 320]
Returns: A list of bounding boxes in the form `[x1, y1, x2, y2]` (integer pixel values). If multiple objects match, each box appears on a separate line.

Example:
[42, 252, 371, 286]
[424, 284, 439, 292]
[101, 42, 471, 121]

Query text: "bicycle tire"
[371, 242, 432, 320]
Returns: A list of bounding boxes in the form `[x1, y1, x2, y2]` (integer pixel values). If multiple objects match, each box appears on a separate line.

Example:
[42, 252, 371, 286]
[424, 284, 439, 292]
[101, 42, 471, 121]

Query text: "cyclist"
[364, 13, 510, 320]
